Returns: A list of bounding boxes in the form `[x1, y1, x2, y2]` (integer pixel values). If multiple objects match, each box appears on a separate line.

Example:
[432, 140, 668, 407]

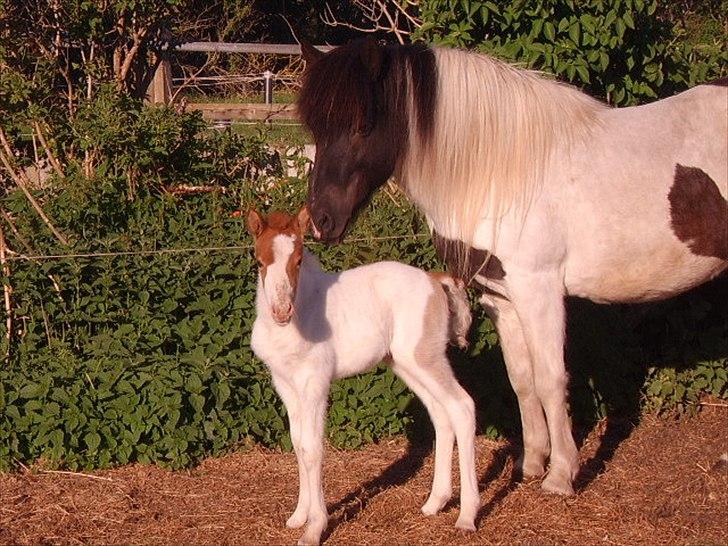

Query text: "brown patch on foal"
[414, 277, 450, 368]
[247, 209, 308, 287]
[669, 164, 728, 260]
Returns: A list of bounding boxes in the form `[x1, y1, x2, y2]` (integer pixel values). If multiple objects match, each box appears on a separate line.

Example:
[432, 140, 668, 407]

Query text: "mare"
[297, 38, 728, 495]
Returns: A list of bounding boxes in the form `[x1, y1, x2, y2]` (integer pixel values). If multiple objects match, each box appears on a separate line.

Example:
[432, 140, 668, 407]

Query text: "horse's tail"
[429, 272, 472, 349]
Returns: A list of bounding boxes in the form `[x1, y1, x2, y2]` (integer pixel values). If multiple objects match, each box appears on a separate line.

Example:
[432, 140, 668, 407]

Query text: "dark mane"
[297, 40, 438, 150]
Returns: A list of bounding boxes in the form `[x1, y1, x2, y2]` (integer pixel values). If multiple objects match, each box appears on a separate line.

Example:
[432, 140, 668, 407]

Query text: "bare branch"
[322, 0, 422, 45]
[0, 222, 13, 363]
[33, 122, 64, 179]
[0, 130, 70, 247]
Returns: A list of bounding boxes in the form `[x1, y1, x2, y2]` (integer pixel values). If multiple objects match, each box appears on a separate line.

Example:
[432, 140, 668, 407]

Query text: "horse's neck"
[397, 47, 605, 247]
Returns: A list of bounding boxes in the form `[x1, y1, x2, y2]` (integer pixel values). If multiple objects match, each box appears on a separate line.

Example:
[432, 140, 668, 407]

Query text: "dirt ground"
[1, 405, 726, 546]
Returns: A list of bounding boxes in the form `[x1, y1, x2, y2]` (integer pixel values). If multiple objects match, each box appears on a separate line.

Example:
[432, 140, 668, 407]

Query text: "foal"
[248, 207, 479, 545]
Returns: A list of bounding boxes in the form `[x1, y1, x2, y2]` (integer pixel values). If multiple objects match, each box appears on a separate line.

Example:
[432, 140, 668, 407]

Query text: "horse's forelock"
[298, 42, 376, 140]
[298, 41, 438, 150]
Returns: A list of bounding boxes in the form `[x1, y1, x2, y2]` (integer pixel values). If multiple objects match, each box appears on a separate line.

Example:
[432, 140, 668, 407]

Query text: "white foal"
[248, 207, 479, 545]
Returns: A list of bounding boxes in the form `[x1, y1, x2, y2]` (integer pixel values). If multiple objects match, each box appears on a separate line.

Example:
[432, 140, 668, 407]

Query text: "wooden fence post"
[148, 59, 173, 104]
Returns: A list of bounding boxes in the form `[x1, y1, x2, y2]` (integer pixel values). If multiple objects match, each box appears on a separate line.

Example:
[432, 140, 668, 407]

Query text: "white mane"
[398, 47, 607, 247]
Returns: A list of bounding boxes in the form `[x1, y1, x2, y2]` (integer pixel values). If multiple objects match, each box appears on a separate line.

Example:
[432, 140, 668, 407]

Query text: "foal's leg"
[392, 359, 479, 531]
[271, 375, 309, 529]
[296, 380, 330, 546]
[482, 296, 550, 479]
[392, 365, 455, 514]
[507, 271, 579, 495]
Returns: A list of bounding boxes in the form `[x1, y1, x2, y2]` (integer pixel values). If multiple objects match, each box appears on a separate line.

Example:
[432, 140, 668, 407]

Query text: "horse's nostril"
[317, 212, 332, 232]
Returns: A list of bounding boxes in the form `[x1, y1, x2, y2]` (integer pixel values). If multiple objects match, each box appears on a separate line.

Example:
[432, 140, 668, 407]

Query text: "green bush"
[415, 0, 726, 105]
[0, 102, 452, 469]
[0, 2, 725, 470]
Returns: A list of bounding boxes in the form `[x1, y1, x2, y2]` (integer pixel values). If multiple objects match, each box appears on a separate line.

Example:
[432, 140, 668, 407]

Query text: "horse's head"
[247, 207, 310, 325]
[298, 38, 407, 242]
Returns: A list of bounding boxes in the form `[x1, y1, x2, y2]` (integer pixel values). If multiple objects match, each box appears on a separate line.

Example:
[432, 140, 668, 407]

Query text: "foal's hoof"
[541, 470, 575, 496]
[297, 536, 320, 546]
[455, 517, 477, 532]
[286, 511, 307, 529]
[421, 493, 449, 516]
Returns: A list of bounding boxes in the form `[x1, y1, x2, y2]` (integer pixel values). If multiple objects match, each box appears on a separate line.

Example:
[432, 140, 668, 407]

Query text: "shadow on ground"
[399, 274, 727, 494]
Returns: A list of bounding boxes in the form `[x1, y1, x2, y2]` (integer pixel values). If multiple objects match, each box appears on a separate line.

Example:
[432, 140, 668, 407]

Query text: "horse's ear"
[359, 36, 383, 81]
[300, 39, 324, 66]
[247, 209, 265, 238]
[296, 206, 311, 235]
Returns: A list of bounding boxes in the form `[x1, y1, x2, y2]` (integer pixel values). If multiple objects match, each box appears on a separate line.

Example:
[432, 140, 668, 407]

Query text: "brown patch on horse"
[431, 232, 506, 283]
[248, 210, 308, 286]
[669, 164, 728, 260]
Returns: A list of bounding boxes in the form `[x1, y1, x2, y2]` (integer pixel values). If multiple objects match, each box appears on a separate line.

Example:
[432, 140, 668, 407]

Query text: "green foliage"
[414, 0, 726, 105]
[0, 95, 451, 469]
[0, 1, 725, 473]
[644, 360, 727, 414]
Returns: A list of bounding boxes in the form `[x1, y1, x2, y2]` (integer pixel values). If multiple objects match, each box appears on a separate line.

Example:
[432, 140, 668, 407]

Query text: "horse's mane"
[298, 41, 607, 248]
[404, 47, 607, 248]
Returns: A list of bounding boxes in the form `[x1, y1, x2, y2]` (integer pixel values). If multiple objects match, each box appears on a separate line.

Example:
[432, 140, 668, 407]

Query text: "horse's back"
[326, 261, 444, 375]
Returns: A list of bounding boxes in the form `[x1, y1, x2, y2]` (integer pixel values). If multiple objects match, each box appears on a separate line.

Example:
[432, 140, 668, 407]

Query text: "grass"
[230, 122, 311, 146]
[183, 91, 297, 105]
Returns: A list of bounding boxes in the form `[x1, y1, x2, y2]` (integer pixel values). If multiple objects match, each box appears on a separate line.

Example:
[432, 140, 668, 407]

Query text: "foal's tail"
[430, 272, 472, 349]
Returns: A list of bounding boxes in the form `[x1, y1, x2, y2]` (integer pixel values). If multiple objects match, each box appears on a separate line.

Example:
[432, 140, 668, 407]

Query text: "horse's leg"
[507, 271, 578, 495]
[271, 375, 309, 529]
[392, 359, 479, 531]
[297, 381, 329, 546]
[482, 295, 550, 479]
[390, 365, 455, 515]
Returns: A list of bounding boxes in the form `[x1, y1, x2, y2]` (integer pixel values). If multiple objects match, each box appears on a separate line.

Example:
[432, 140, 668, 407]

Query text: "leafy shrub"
[415, 0, 726, 105]
[0, 122, 453, 469]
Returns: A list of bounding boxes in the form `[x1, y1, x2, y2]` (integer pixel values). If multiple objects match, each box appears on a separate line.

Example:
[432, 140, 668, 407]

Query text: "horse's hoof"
[541, 471, 575, 496]
[517, 455, 546, 480]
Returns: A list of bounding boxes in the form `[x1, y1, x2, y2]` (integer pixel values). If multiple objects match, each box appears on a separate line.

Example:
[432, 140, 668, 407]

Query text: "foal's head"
[247, 207, 310, 325]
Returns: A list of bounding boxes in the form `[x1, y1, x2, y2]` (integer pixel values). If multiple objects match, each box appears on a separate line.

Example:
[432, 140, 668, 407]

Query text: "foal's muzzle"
[271, 302, 293, 325]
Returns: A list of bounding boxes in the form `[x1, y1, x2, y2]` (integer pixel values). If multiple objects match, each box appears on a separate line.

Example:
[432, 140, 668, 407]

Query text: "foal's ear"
[359, 36, 383, 81]
[246, 209, 265, 238]
[300, 39, 324, 66]
[296, 206, 311, 235]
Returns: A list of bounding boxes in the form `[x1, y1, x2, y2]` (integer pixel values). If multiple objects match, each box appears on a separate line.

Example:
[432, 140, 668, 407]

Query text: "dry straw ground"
[1, 405, 726, 546]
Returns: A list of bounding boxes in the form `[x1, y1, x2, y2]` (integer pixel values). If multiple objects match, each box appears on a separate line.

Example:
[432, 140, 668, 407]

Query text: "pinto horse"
[248, 208, 478, 544]
[298, 38, 728, 496]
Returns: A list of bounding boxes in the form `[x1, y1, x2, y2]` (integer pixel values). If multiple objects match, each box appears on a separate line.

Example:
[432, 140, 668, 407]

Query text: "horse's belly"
[565, 247, 726, 303]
